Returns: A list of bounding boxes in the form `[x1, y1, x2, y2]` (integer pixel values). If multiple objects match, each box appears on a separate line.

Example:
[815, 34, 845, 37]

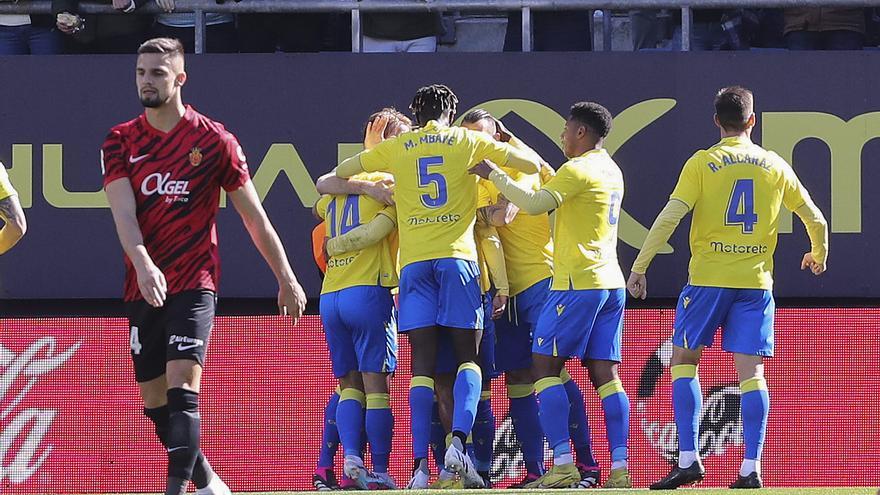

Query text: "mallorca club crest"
[188, 147, 203, 167]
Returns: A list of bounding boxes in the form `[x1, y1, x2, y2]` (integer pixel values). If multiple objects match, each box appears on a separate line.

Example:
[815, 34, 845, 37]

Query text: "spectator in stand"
[361, 12, 443, 53]
[0, 2, 62, 54]
[150, 0, 236, 53]
[629, 9, 763, 51]
[504, 10, 591, 51]
[238, 14, 329, 52]
[784, 8, 865, 50]
[52, 0, 149, 53]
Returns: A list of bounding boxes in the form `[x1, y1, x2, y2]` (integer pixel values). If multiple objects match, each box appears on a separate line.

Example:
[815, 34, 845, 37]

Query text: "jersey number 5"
[417, 156, 448, 208]
[726, 179, 758, 233]
[326, 195, 361, 237]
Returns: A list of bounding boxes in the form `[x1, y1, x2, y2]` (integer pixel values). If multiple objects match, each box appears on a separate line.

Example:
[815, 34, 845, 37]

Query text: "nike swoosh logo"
[129, 154, 149, 164]
[177, 343, 201, 351]
[167, 446, 187, 452]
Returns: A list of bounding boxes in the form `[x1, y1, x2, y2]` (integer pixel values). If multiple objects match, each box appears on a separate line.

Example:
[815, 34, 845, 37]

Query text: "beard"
[139, 92, 164, 108]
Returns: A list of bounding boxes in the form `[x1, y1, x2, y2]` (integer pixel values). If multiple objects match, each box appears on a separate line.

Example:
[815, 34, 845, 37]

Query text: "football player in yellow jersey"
[0, 163, 26, 254]
[627, 87, 828, 490]
[471, 102, 631, 489]
[462, 109, 602, 489]
[312, 109, 412, 491]
[334, 84, 542, 489]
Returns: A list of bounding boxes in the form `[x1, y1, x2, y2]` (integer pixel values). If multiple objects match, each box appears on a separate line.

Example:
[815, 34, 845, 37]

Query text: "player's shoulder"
[189, 107, 240, 143]
[106, 115, 142, 139]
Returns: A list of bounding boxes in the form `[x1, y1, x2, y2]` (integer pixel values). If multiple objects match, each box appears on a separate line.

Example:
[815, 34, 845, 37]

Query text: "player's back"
[316, 173, 399, 295]
[481, 169, 553, 296]
[672, 136, 809, 290]
[544, 149, 625, 290]
[360, 121, 511, 268]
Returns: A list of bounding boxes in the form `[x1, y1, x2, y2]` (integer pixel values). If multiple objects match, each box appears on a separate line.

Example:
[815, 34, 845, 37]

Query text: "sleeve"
[314, 195, 331, 221]
[669, 155, 702, 208]
[780, 162, 811, 212]
[477, 180, 494, 209]
[0, 165, 16, 202]
[794, 201, 828, 265]
[470, 130, 511, 166]
[541, 162, 583, 206]
[101, 129, 130, 187]
[489, 169, 557, 215]
[326, 214, 396, 256]
[219, 133, 251, 192]
[311, 222, 328, 274]
[375, 204, 398, 225]
[357, 139, 396, 174]
[476, 224, 509, 297]
[630, 199, 691, 274]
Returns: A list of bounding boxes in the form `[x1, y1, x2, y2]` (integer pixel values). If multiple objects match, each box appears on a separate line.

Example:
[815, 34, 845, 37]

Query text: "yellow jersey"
[358, 121, 511, 268]
[0, 164, 16, 201]
[671, 135, 813, 290]
[542, 149, 625, 291]
[479, 170, 553, 296]
[315, 173, 399, 294]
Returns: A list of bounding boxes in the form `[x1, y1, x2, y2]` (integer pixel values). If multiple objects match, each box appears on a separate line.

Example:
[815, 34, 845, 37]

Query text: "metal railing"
[1, 0, 877, 53]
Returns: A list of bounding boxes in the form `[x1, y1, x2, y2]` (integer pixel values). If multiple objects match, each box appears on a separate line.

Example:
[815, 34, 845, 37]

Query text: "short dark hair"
[366, 107, 412, 138]
[461, 108, 497, 133]
[714, 86, 753, 132]
[138, 37, 185, 57]
[569, 102, 612, 138]
[410, 84, 458, 126]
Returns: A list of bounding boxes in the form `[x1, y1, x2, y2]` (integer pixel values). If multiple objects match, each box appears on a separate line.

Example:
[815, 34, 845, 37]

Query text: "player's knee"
[530, 354, 563, 380]
[167, 387, 199, 415]
[733, 353, 764, 381]
[339, 371, 364, 391]
[361, 372, 387, 394]
[671, 345, 703, 366]
[585, 359, 618, 387]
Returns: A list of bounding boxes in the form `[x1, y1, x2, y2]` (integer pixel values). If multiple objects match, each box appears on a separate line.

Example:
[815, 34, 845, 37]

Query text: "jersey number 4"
[417, 156, 448, 208]
[726, 179, 758, 233]
[326, 195, 361, 237]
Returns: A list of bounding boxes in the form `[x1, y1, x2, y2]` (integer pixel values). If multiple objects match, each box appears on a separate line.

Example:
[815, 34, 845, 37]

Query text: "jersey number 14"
[726, 178, 758, 233]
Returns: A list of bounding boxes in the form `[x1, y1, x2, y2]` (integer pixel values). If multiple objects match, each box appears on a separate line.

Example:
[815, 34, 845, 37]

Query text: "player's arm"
[782, 166, 828, 275]
[335, 139, 395, 179]
[228, 181, 307, 321]
[315, 171, 394, 206]
[470, 160, 558, 215]
[105, 179, 167, 308]
[478, 194, 519, 227]
[476, 223, 509, 318]
[0, 193, 26, 255]
[626, 199, 691, 299]
[326, 208, 396, 256]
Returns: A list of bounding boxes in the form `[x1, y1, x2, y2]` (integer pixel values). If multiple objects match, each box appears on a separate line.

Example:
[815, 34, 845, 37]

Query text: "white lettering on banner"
[140, 172, 191, 196]
[0, 337, 81, 484]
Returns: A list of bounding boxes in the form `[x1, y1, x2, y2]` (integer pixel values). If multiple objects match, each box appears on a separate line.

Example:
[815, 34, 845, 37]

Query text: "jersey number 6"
[417, 156, 448, 208]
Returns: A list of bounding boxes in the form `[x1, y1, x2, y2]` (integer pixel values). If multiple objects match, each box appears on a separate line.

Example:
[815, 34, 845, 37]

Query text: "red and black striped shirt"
[102, 105, 250, 302]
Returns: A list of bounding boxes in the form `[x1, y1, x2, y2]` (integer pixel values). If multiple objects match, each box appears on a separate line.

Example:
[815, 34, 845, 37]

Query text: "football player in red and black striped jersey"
[102, 37, 307, 495]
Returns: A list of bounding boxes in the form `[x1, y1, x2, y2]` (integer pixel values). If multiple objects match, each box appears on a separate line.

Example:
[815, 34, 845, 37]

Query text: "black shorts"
[126, 289, 216, 383]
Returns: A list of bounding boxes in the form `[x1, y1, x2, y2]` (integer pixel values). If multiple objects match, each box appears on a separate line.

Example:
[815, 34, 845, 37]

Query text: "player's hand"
[469, 160, 500, 180]
[539, 161, 555, 184]
[627, 272, 647, 299]
[136, 262, 167, 308]
[492, 117, 513, 143]
[278, 279, 307, 324]
[801, 252, 826, 275]
[155, 0, 175, 12]
[364, 115, 389, 150]
[492, 294, 508, 319]
[365, 178, 395, 205]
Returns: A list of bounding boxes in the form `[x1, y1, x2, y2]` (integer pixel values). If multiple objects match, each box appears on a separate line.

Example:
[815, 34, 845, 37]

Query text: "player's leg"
[436, 258, 486, 487]
[398, 260, 442, 488]
[472, 294, 497, 487]
[583, 288, 630, 488]
[525, 290, 595, 488]
[351, 286, 399, 489]
[723, 289, 774, 489]
[496, 282, 548, 486]
[651, 286, 733, 490]
[314, 386, 342, 490]
[559, 366, 599, 485]
[430, 372, 461, 488]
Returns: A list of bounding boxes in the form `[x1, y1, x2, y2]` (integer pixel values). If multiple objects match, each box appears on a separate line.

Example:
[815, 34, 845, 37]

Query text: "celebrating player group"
[72, 37, 829, 494]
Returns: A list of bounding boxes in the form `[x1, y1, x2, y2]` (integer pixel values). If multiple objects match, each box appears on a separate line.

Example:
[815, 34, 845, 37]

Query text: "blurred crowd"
[1, 2, 879, 55]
